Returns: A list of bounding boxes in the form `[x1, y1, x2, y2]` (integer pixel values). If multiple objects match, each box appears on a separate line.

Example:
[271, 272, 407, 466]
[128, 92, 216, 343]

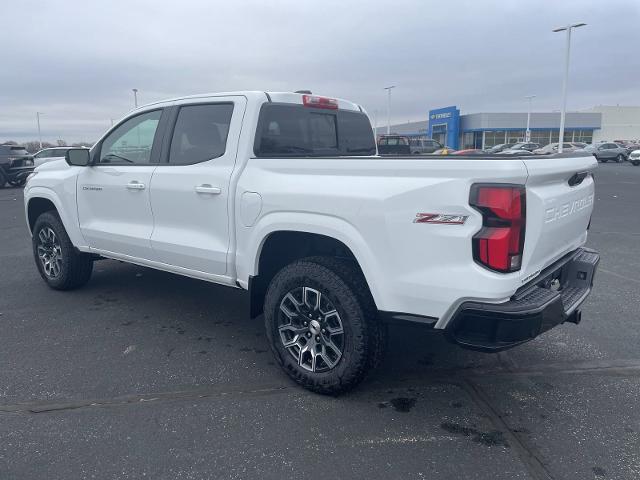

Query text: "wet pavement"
[1, 162, 638, 479]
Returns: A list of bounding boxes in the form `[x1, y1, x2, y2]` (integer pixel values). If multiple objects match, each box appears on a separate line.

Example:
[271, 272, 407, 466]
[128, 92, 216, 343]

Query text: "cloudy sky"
[1, 0, 639, 143]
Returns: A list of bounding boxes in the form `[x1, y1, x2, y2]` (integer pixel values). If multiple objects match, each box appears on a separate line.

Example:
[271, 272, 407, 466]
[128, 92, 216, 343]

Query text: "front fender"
[24, 185, 86, 248]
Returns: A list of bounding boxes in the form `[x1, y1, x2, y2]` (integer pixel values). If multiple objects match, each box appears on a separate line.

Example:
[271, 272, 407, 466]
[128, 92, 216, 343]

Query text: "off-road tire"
[32, 211, 93, 290]
[264, 256, 386, 395]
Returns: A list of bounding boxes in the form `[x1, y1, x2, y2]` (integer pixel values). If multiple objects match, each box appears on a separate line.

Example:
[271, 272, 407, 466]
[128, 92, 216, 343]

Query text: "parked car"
[24, 91, 600, 394]
[589, 142, 628, 163]
[432, 146, 456, 154]
[486, 143, 515, 153]
[33, 147, 88, 168]
[533, 143, 578, 155]
[377, 135, 411, 155]
[498, 142, 541, 154]
[628, 149, 640, 166]
[0, 145, 34, 187]
[451, 149, 486, 155]
[408, 137, 443, 154]
[571, 142, 587, 149]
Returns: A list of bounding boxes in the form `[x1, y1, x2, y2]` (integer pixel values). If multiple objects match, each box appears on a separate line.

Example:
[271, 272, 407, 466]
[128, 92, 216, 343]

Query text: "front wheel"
[32, 212, 94, 290]
[9, 178, 26, 187]
[616, 154, 625, 163]
[264, 257, 386, 395]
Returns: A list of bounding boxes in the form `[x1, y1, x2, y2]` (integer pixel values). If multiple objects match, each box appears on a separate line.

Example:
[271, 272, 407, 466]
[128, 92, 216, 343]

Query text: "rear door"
[148, 97, 246, 275]
[519, 154, 598, 279]
[77, 109, 166, 259]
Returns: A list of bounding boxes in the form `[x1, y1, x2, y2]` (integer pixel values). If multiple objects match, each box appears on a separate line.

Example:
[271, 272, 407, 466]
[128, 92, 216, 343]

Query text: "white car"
[33, 147, 88, 168]
[629, 149, 640, 166]
[23, 91, 600, 394]
[533, 142, 579, 154]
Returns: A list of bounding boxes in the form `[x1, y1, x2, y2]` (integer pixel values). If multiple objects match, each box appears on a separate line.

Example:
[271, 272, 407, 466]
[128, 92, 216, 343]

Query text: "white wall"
[586, 106, 640, 142]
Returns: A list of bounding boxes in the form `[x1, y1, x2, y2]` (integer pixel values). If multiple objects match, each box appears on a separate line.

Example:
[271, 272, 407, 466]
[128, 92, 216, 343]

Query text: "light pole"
[372, 110, 378, 139]
[553, 22, 586, 152]
[132, 88, 139, 108]
[383, 86, 395, 134]
[36, 112, 44, 149]
[525, 95, 536, 142]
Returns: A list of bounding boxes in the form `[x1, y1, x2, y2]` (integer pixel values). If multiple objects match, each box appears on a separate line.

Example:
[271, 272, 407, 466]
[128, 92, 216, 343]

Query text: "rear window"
[254, 104, 375, 157]
[378, 136, 408, 146]
[1, 146, 28, 155]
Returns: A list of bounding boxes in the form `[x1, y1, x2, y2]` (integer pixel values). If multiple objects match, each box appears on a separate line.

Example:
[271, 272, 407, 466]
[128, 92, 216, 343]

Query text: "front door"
[148, 97, 246, 276]
[77, 109, 165, 259]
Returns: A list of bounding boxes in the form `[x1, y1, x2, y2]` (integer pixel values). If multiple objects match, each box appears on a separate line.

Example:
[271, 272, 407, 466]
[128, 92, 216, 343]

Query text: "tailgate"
[520, 154, 598, 282]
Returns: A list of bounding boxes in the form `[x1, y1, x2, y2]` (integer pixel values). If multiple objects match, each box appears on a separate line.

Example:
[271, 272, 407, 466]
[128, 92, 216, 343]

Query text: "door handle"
[126, 181, 146, 190]
[195, 184, 221, 195]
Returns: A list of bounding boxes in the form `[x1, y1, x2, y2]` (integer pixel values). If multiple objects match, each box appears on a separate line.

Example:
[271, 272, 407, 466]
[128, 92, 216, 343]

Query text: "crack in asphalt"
[598, 267, 640, 284]
[461, 379, 555, 480]
[2, 358, 639, 416]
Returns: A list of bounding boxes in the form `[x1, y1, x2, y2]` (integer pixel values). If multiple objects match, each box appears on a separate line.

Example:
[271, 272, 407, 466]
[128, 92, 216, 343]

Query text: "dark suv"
[0, 145, 34, 187]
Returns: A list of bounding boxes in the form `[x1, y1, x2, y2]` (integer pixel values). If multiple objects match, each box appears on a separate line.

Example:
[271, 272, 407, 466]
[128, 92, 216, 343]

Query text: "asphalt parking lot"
[1, 162, 639, 480]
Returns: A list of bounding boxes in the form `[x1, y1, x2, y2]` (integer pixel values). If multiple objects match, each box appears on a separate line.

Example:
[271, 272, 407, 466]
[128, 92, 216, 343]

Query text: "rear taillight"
[302, 95, 338, 110]
[470, 184, 526, 273]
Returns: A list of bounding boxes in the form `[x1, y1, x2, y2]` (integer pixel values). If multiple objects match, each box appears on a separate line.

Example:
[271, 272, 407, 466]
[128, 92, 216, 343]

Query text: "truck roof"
[136, 91, 363, 113]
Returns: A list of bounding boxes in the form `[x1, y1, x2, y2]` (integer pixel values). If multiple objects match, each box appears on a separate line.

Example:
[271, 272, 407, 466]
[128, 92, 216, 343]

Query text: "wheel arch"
[25, 187, 86, 248]
[245, 219, 383, 319]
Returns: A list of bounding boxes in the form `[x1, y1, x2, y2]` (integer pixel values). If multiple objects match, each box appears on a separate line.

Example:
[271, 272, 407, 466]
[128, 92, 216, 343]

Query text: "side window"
[99, 110, 162, 164]
[52, 149, 66, 158]
[169, 103, 234, 165]
[34, 150, 48, 158]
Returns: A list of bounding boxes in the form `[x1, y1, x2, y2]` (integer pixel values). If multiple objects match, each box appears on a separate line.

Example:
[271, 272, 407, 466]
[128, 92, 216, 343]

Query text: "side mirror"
[66, 148, 90, 166]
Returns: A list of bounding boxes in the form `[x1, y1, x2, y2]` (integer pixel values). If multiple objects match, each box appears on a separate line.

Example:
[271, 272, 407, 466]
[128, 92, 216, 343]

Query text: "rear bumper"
[445, 247, 599, 352]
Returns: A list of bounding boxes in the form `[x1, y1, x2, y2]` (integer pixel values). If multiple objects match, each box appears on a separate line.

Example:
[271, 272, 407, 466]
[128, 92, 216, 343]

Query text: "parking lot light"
[553, 22, 587, 153]
[132, 88, 139, 108]
[384, 86, 395, 135]
[525, 95, 536, 142]
[36, 112, 44, 149]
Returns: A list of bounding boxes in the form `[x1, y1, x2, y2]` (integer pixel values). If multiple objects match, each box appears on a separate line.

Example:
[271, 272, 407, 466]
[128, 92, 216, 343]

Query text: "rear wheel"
[616, 154, 625, 163]
[32, 212, 93, 290]
[264, 257, 386, 395]
[632, 160, 640, 166]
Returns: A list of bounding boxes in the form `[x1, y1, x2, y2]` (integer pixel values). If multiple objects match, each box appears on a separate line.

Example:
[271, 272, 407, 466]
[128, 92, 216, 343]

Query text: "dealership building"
[382, 105, 640, 150]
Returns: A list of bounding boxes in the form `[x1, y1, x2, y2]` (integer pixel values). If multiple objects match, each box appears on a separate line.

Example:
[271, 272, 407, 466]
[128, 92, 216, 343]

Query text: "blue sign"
[428, 106, 460, 149]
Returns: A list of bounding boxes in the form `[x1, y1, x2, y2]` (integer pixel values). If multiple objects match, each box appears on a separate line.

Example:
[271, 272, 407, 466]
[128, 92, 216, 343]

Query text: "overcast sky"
[1, 0, 639, 143]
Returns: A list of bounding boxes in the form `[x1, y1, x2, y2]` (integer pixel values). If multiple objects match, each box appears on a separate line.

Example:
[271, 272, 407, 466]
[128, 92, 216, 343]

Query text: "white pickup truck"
[24, 91, 600, 394]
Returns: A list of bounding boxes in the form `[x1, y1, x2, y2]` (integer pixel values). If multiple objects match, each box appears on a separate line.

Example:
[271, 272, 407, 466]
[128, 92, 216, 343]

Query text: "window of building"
[484, 130, 507, 148]
[507, 130, 526, 144]
[530, 130, 550, 146]
[573, 129, 594, 144]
